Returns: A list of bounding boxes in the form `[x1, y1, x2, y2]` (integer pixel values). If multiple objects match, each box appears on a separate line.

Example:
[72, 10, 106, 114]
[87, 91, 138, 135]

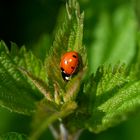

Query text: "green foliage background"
[0, 0, 140, 140]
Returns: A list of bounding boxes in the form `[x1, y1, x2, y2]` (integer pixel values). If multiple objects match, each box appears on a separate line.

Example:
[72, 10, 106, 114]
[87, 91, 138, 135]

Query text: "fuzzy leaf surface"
[10, 42, 48, 83]
[0, 41, 39, 115]
[84, 64, 140, 133]
[64, 62, 140, 133]
[45, 0, 86, 91]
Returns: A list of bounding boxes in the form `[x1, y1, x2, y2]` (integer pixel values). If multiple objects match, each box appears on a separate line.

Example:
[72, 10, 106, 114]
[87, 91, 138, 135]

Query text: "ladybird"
[60, 51, 79, 81]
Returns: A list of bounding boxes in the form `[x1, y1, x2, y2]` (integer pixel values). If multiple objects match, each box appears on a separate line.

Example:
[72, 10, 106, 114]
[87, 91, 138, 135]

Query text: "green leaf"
[63, 62, 140, 133]
[0, 132, 28, 140]
[27, 1, 87, 137]
[129, 33, 140, 80]
[10, 42, 48, 99]
[88, 5, 136, 73]
[0, 41, 39, 115]
[18, 68, 53, 102]
[10, 42, 48, 84]
[45, 0, 86, 91]
[84, 64, 140, 133]
[63, 69, 86, 102]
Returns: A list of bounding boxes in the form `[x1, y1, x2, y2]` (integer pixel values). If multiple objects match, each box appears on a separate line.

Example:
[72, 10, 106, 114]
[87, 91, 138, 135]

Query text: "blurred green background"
[0, 0, 140, 139]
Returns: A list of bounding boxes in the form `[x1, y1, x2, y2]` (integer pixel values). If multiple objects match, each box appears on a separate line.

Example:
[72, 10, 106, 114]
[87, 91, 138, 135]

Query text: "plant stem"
[29, 113, 61, 140]
[49, 125, 59, 140]
[60, 123, 68, 140]
[59, 123, 83, 140]
[29, 102, 77, 140]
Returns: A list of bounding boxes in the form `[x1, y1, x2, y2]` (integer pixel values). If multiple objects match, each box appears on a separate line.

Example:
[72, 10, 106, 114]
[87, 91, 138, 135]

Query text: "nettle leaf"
[84, 64, 140, 133]
[63, 62, 140, 133]
[0, 132, 28, 140]
[18, 68, 52, 102]
[10, 42, 49, 100]
[10, 42, 48, 83]
[88, 5, 136, 73]
[45, 0, 86, 91]
[0, 41, 40, 115]
[28, 0, 87, 138]
[129, 33, 140, 80]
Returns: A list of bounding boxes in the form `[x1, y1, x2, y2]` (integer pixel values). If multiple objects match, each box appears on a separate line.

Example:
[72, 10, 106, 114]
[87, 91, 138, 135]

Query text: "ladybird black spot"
[71, 66, 75, 70]
[72, 55, 77, 58]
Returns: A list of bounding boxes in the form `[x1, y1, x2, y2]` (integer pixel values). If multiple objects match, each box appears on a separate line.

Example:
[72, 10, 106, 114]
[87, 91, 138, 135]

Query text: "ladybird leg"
[61, 71, 71, 81]
[61, 67, 65, 72]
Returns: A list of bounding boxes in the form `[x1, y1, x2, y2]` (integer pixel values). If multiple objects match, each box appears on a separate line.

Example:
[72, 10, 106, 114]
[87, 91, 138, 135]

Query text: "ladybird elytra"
[60, 51, 79, 81]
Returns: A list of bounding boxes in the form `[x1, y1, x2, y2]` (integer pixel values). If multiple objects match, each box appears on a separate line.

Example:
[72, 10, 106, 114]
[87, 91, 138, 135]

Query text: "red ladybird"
[60, 51, 79, 81]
